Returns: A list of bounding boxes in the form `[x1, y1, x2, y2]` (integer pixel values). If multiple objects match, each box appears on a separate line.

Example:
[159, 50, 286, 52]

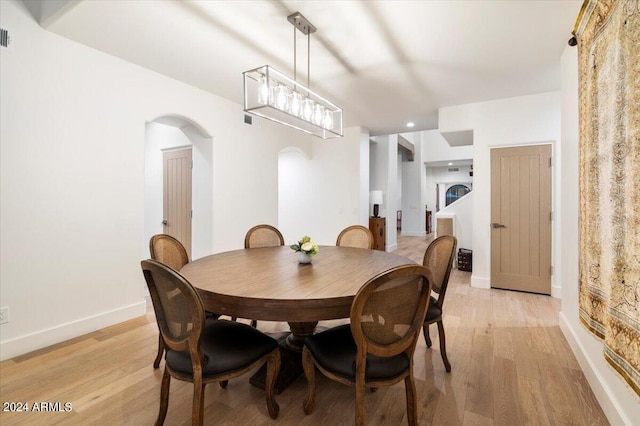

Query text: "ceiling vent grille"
[0, 28, 9, 48]
[448, 167, 459, 172]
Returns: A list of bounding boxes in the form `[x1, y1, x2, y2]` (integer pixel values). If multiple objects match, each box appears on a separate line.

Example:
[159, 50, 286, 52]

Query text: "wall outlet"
[0, 307, 8, 324]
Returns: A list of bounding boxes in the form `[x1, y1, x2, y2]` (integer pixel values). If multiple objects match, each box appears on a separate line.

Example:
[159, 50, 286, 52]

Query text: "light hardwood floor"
[0, 234, 608, 425]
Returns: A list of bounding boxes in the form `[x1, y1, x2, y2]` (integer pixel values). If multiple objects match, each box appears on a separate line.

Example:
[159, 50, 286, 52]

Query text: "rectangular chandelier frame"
[243, 65, 343, 139]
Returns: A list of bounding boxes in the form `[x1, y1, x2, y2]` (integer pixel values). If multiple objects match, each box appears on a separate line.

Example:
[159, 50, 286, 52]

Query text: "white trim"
[551, 284, 562, 299]
[559, 313, 631, 426]
[0, 301, 146, 361]
[471, 275, 490, 289]
[386, 243, 398, 252]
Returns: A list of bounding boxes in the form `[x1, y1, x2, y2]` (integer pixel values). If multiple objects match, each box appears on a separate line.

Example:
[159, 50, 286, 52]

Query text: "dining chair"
[243, 224, 285, 327]
[302, 264, 432, 426]
[149, 234, 220, 369]
[141, 259, 281, 425]
[336, 225, 374, 249]
[421, 235, 457, 372]
[244, 224, 285, 248]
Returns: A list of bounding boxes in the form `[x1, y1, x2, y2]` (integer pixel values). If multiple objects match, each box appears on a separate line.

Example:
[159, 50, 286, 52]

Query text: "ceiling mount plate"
[287, 12, 316, 35]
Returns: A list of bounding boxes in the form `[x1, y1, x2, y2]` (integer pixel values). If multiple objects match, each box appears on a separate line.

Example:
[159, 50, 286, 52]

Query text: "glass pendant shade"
[290, 92, 302, 117]
[243, 65, 343, 139]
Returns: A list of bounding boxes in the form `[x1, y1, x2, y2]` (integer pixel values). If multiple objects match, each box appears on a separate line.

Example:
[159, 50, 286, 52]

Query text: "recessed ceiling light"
[448, 162, 453, 166]
[406, 122, 415, 127]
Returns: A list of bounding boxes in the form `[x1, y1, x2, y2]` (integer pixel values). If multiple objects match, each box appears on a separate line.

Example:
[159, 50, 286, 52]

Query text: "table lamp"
[370, 190, 383, 218]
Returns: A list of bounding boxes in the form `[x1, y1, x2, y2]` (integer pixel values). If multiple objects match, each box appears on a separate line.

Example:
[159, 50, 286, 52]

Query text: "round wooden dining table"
[181, 245, 414, 345]
[180, 245, 415, 392]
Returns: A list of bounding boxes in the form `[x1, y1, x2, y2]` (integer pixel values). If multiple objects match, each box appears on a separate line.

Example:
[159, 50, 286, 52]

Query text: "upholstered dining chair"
[421, 235, 457, 372]
[336, 225, 374, 250]
[242, 224, 285, 327]
[149, 234, 220, 369]
[302, 264, 432, 426]
[141, 259, 281, 425]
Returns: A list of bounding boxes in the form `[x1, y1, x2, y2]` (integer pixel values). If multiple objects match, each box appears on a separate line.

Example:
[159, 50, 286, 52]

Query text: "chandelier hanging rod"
[288, 12, 315, 88]
[242, 11, 343, 139]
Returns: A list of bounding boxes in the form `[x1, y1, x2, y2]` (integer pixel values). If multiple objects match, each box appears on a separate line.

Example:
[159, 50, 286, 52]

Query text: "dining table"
[180, 245, 415, 392]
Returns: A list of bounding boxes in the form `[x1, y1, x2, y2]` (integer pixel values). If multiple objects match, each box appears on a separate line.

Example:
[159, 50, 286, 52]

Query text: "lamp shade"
[370, 191, 383, 205]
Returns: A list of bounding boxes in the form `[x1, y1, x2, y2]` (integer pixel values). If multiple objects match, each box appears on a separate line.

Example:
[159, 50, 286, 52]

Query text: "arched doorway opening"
[278, 147, 311, 244]
[144, 115, 213, 259]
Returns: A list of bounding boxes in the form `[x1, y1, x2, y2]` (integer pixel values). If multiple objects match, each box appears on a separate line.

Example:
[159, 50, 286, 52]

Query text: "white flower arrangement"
[290, 236, 319, 256]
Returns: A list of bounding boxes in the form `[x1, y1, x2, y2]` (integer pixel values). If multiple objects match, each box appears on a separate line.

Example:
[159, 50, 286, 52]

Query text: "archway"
[278, 147, 311, 245]
[144, 115, 213, 259]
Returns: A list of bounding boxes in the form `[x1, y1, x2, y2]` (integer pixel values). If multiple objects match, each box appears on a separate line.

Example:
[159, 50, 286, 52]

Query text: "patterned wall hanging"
[575, 0, 640, 397]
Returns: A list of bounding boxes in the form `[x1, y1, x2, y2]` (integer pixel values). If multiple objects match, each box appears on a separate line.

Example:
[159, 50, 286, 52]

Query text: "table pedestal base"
[250, 322, 317, 394]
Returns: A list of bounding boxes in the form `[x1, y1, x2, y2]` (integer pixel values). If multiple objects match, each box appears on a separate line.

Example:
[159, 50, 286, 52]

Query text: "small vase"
[297, 251, 312, 264]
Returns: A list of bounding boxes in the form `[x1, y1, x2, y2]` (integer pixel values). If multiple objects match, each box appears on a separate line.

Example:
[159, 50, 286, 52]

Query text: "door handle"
[491, 223, 506, 228]
[161, 220, 168, 225]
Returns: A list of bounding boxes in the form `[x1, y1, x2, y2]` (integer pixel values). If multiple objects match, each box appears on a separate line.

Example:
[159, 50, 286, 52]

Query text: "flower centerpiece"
[290, 236, 319, 264]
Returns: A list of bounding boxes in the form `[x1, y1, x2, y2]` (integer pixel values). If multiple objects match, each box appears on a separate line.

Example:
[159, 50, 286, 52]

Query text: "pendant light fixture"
[243, 12, 343, 139]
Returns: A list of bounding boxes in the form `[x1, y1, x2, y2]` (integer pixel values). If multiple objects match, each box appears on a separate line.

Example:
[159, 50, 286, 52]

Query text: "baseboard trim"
[559, 312, 630, 426]
[0, 301, 146, 361]
[471, 275, 490, 289]
[386, 243, 398, 252]
[551, 284, 562, 299]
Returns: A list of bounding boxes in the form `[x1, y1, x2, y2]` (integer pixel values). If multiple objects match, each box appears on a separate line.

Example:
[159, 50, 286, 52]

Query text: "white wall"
[358, 129, 371, 226]
[369, 135, 398, 251]
[144, 121, 215, 261]
[430, 166, 473, 210]
[0, 0, 311, 359]
[145, 123, 190, 250]
[431, 166, 473, 185]
[435, 192, 473, 253]
[557, 44, 639, 425]
[396, 154, 403, 219]
[399, 132, 426, 237]
[422, 129, 474, 163]
[424, 167, 436, 233]
[421, 129, 473, 230]
[439, 92, 561, 294]
[277, 126, 368, 246]
[184, 124, 214, 260]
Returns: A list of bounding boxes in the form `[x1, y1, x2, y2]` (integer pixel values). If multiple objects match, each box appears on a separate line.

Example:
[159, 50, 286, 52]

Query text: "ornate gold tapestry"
[576, 0, 640, 397]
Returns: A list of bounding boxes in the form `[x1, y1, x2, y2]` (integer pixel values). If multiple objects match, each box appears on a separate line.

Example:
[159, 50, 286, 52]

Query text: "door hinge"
[550, 266, 553, 276]
[191, 210, 193, 218]
[191, 160, 193, 169]
[549, 157, 552, 167]
[550, 211, 553, 221]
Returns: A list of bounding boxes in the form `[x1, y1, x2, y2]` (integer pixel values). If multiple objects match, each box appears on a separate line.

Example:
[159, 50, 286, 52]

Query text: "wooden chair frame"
[149, 234, 190, 369]
[302, 264, 432, 426]
[141, 260, 280, 425]
[336, 225, 374, 250]
[242, 224, 284, 327]
[244, 224, 285, 248]
[422, 235, 457, 372]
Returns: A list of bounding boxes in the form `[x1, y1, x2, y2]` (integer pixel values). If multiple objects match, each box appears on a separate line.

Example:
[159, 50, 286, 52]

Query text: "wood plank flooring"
[0, 234, 609, 425]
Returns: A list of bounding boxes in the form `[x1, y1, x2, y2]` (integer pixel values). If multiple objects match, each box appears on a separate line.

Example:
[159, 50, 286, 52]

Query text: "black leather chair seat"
[425, 296, 442, 322]
[166, 319, 278, 376]
[304, 325, 409, 381]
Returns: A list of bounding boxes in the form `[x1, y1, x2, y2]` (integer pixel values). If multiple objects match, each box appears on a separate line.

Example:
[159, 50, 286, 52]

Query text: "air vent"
[244, 114, 252, 125]
[0, 28, 9, 48]
[448, 167, 459, 172]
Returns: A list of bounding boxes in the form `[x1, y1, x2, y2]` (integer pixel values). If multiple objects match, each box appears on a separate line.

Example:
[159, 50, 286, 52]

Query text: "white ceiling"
[26, 0, 581, 136]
